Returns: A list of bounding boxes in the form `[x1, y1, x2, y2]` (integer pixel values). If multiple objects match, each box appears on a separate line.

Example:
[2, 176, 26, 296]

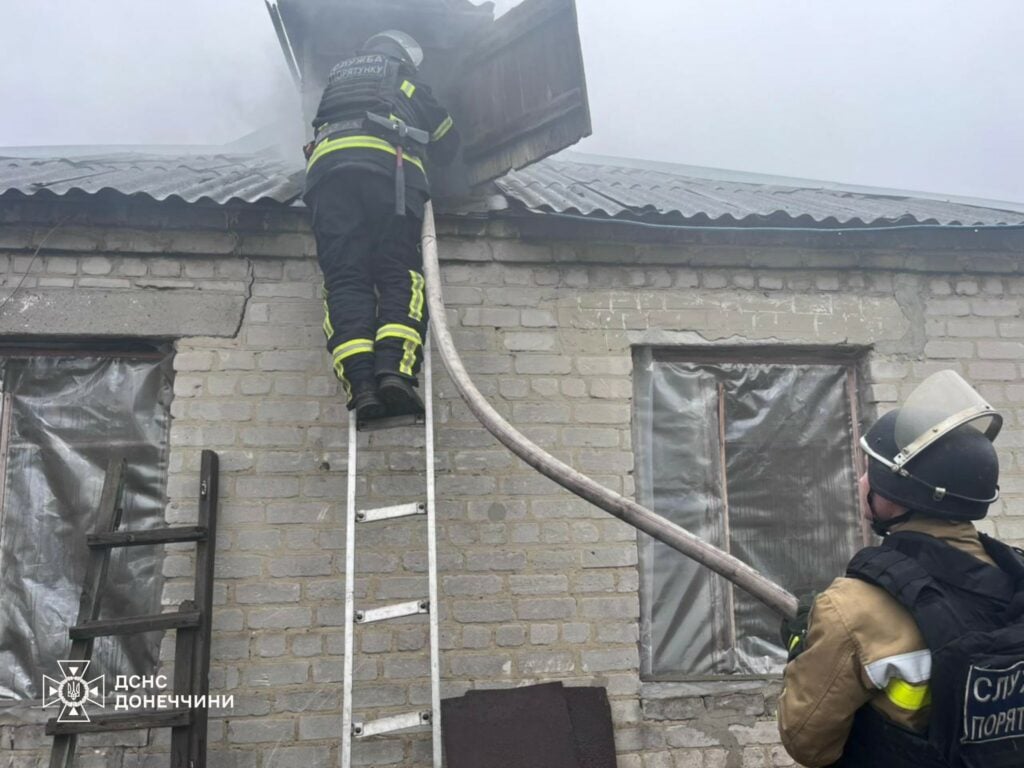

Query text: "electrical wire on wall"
[0, 217, 70, 319]
[520, 209, 1024, 234]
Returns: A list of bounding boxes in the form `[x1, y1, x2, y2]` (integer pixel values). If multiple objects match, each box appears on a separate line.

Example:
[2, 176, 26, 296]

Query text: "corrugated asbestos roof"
[3, 149, 1024, 227]
[496, 156, 1024, 227]
[0, 153, 303, 205]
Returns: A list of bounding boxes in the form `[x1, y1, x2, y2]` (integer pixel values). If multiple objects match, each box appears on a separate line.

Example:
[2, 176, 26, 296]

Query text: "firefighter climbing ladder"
[342, 340, 442, 768]
[47, 451, 220, 768]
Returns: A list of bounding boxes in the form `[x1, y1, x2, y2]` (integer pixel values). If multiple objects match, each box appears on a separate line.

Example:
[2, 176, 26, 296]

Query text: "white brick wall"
[0, 198, 1022, 767]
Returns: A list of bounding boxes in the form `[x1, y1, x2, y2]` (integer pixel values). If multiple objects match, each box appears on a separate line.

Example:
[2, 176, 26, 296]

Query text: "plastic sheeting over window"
[634, 351, 863, 678]
[0, 352, 173, 699]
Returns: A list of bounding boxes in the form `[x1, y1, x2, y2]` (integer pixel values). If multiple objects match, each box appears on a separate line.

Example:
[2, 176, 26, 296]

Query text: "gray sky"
[2, 1, 1022, 202]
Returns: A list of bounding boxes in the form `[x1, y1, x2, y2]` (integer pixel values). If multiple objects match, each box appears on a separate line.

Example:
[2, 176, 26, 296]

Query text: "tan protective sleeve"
[777, 588, 875, 767]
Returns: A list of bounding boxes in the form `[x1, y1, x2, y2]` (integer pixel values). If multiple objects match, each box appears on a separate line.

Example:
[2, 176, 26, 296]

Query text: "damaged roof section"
[0, 153, 303, 205]
[497, 155, 1024, 227]
[268, 0, 591, 191]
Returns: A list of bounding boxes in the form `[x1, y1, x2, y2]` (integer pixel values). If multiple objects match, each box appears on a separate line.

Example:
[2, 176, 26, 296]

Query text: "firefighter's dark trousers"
[307, 168, 429, 403]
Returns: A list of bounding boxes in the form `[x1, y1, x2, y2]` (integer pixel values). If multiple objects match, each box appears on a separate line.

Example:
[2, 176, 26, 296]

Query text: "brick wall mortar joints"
[4, 238, 1024, 766]
[433, 253, 1024, 276]
[3, 214, 1023, 276]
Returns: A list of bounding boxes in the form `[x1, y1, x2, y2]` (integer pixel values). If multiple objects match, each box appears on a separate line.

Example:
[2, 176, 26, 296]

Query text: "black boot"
[349, 381, 386, 424]
[377, 373, 425, 417]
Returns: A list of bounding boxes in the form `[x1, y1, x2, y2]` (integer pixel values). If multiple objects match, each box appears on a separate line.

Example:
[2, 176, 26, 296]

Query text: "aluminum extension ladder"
[341, 340, 442, 768]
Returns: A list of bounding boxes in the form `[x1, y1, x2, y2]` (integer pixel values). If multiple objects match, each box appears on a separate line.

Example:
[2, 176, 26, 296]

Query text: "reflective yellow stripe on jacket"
[431, 115, 454, 142]
[884, 679, 931, 711]
[307, 135, 425, 174]
[865, 649, 932, 712]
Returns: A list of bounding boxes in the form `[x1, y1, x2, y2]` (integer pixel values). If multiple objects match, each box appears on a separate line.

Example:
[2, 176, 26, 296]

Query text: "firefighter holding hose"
[778, 371, 1024, 767]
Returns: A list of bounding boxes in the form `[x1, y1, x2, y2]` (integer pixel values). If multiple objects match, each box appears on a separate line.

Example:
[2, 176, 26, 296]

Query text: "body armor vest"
[314, 53, 420, 133]
[841, 531, 1024, 768]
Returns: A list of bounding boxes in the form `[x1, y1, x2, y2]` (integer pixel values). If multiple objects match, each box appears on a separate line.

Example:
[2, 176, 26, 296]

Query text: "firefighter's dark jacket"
[304, 51, 459, 198]
[777, 517, 997, 767]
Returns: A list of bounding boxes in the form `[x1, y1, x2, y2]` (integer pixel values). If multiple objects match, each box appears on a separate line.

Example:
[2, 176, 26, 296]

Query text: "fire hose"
[419, 202, 798, 619]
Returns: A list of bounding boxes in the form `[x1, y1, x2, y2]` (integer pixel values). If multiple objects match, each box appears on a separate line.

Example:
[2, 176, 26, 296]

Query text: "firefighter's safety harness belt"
[364, 112, 429, 216]
[312, 112, 430, 216]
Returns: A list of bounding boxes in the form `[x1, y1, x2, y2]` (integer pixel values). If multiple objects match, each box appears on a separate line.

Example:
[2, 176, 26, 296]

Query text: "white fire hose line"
[419, 202, 798, 619]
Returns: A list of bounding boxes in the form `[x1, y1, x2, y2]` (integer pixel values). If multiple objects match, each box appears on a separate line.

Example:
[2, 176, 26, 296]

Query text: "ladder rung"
[357, 503, 426, 523]
[355, 600, 428, 624]
[70, 610, 202, 639]
[353, 710, 431, 738]
[87, 526, 208, 548]
[46, 709, 191, 735]
[358, 413, 425, 432]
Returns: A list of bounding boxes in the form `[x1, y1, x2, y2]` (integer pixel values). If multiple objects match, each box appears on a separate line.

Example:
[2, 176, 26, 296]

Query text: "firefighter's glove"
[302, 141, 315, 160]
[779, 592, 816, 662]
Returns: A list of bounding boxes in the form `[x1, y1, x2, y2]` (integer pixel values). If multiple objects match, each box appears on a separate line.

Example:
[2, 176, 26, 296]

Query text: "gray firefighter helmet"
[363, 30, 424, 70]
[860, 370, 1001, 520]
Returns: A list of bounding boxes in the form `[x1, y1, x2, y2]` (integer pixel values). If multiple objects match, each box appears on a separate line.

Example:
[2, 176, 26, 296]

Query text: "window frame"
[634, 345, 870, 682]
[0, 339, 172, 701]
[0, 341, 169, 567]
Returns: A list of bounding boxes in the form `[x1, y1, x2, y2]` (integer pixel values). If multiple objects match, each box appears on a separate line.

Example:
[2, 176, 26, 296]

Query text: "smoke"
[1, 0, 1022, 201]
[0, 0, 301, 152]
[573, 0, 1024, 202]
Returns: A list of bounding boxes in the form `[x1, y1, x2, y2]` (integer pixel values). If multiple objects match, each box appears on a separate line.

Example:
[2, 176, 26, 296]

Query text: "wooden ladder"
[47, 450, 220, 768]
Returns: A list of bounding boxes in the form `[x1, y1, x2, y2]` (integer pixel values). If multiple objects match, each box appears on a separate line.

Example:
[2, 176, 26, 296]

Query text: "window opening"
[634, 348, 865, 679]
